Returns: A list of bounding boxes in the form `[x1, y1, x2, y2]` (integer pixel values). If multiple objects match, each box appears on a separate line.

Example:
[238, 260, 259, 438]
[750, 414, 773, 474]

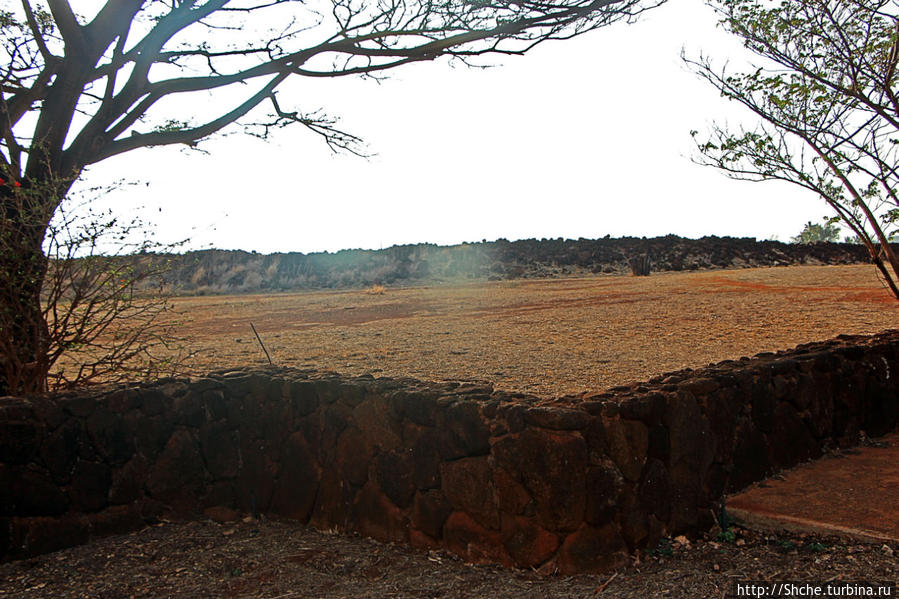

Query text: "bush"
[792, 220, 841, 244]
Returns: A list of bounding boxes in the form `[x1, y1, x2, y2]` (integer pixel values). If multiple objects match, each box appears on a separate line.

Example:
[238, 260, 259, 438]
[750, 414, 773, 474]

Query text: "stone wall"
[2, 330, 898, 571]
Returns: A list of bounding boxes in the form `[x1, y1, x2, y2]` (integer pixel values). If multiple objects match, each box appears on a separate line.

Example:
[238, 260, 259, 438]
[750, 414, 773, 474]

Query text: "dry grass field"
[169, 264, 898, 397]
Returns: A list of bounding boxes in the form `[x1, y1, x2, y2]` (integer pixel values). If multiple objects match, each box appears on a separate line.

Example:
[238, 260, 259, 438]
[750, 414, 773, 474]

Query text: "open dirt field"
[172, 264, 898, 397]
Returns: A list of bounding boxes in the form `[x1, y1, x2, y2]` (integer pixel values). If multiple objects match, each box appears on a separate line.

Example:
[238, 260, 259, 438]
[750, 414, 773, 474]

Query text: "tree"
[792, 219, 842, 244]
[0, 179, 192, 392]
[0, 0, 654, 394]
[686, 0, 899, 300]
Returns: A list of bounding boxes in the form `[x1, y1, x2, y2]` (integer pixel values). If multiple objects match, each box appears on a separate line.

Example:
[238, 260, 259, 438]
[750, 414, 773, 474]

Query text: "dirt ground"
[1, 514, 895, 599]
[171, 264, 898, 397]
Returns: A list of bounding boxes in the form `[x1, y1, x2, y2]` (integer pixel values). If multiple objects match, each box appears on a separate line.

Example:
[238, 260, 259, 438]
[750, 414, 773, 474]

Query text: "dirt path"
[169, 265, 898, 397]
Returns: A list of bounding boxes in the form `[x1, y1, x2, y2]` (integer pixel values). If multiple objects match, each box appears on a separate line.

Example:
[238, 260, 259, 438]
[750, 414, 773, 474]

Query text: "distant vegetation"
[132, 235, 875, 295]
[792, 221, 842, 244]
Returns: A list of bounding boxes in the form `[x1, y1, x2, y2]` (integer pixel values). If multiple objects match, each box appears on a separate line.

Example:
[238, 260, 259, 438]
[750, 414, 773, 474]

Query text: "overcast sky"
[77, 0, 828, 255]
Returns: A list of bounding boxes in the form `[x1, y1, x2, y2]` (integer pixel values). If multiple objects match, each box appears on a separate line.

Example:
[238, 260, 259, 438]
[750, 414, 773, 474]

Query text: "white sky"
[77, 0, 829, 254]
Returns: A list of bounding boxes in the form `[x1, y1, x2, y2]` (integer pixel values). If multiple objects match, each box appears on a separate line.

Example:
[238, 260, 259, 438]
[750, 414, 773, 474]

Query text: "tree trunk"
[629, 254, 651, 276]
[0, 185, 57, 395]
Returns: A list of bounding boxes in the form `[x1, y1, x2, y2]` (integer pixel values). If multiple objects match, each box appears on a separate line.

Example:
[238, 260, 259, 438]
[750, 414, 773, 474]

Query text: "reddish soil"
[728, 433, 899, 543]
[167, 265, 898, 397]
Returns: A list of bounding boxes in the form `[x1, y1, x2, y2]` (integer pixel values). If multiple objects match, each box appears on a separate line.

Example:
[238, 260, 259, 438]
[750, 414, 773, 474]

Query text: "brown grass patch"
[151, 265, 898, 397]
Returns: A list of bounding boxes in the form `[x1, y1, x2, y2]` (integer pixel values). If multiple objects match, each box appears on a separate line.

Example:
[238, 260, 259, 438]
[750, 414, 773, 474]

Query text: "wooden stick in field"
[250, 322, 273, 366]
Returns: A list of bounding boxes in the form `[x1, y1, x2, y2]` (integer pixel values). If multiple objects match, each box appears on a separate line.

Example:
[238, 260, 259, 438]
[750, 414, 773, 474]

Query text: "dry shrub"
[0, 180, 196, 392]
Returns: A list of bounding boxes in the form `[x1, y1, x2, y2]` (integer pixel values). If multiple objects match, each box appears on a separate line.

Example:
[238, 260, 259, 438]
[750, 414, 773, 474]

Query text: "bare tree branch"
[4, 0, 648, 184]
[45, 0, 83, 51]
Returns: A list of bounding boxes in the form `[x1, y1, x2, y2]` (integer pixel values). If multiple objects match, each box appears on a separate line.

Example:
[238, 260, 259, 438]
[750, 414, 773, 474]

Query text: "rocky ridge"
[147, 235, 879, 294]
